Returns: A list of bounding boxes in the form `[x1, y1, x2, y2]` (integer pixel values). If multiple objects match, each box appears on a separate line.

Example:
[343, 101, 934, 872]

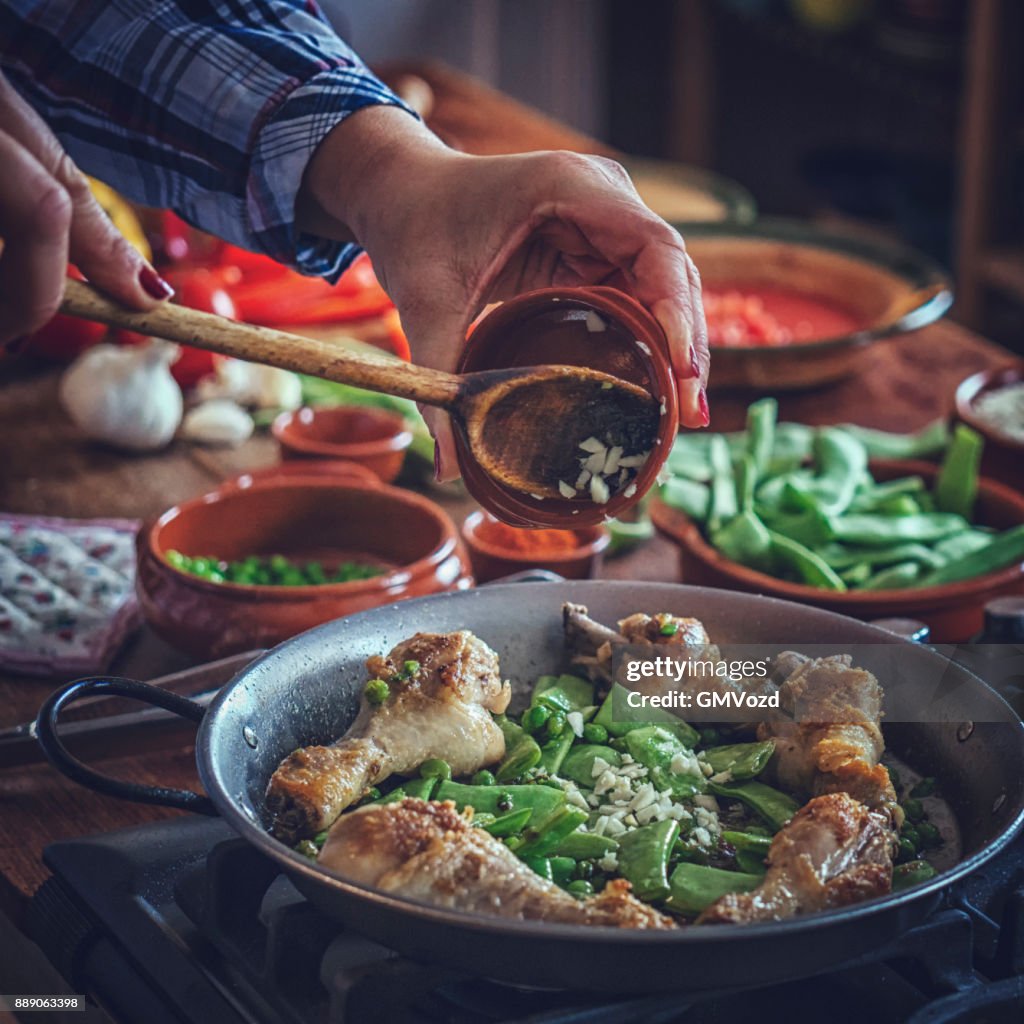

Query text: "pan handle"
[35, 676, 217, 815]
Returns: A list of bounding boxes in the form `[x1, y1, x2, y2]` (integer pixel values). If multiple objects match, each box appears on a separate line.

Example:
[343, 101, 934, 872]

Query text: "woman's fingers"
[0, 71, 171, 311]
[0, 128, 71, 343]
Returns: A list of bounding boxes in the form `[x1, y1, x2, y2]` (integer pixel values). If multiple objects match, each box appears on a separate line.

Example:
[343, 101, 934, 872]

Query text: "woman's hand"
[0, 72, 172, 348]
[301, 108, 708, 479]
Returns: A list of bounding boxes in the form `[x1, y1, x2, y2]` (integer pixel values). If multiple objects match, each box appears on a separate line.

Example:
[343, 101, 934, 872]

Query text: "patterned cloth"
[0, 0, 416, 280]
[0, 514, 142, 676]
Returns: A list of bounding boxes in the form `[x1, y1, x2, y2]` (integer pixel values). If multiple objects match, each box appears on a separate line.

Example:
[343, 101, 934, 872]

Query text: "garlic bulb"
[180, 399, 254, 446]
[195, 358, 302, 410]
[59, 341, 183, 451]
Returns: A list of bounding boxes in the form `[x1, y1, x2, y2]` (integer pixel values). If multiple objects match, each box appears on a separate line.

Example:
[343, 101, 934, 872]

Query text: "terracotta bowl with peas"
[137, 472, 472, 658]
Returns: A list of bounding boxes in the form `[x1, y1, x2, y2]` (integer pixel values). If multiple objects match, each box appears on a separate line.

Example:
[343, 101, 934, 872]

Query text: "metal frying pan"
[36, 582, 1024, 994]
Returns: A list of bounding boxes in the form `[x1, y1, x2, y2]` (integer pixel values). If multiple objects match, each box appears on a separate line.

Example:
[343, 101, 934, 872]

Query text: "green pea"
[700, 727, 721, 747]
[916, 821, 942, 848]
[295, 839, 318, 860]
[403, 660, 420, 677]
[165, 549, 189, 570]
[898, 837, 917, 861]
[190, 557, 213, 577]
[567, 879, 594, 897]
[270, 554, 289, 572]
[659, 621, 679, 636]
[313, 830, 329, 849]
[900, 824, 920, 850]
[364, 678, 390, 705]
[910, 777, 936, 799]
[471, 769, 496, 787]
[419, 758, 452, 781]
[609, 737, 628, 752]
[522, 705, 552, 735]
[545, 711, 567, 739]
[496, 792, 514, 813]
[903, 798, 925, 823]
[573, 860, 595, 880]
[358, 787, 382, 805]
[582, 723, 609, 745]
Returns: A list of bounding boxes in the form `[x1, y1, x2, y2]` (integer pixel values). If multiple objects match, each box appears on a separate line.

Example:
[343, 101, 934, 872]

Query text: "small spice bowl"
[273, 405, 413, 482]
[461, 509, 610, 583]
[455, 287, 679, 529]
[955, 364, 1024, 494]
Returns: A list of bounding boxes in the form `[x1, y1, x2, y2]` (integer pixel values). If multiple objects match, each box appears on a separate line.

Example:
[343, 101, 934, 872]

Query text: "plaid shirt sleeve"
[0, 0, 417, 280]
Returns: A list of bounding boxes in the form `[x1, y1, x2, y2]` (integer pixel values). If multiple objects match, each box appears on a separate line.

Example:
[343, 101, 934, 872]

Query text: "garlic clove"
[194, 358, 302, 410]
[59, 340, 183, 452]
[181, 399, 254, 446]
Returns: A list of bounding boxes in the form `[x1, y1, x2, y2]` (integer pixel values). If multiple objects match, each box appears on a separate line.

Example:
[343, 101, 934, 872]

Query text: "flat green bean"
[935, 424, 983, 520]
[746, 397, 777, 481]
[708, 435, 738, 530]
[702, 741, 775, 780]
[860, 560, 922, 590]
[615, 820, 680, 901]
[709, 779, 801, 830]
[592, 684, 700, 747]
[839, 419, 950, 460]
[768, 531, 847, 591]
[659, 477, 710, 522]
[666, 862, 763, 913]
[710, 510, 773, 571]
[920, 525, 1024, 585]
[559, 744, 621, 788]
[829, 512, 968, 546]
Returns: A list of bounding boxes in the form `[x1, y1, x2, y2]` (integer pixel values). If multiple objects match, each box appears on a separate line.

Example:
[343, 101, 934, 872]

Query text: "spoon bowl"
[459, 364, 660, 499]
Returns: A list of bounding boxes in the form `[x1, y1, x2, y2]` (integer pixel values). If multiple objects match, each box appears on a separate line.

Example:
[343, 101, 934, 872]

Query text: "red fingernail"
[698, 388, 710, 427]
[139, 266, 174, 300]
[689, 347, 700, 380]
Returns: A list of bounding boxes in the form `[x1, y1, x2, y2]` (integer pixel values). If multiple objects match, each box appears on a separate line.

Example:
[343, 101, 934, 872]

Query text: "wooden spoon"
[61, 278, 660, 499]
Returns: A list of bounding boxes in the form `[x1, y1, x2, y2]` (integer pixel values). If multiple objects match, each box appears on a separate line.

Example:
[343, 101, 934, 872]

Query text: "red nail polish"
[689, 347, 700, 380]
[698, 388, 710, 427]
[139, 266, 174, 300]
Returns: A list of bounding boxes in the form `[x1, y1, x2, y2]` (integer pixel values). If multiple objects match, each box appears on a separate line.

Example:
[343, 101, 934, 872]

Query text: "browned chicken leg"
[699, 793, 894, 924]
[266, 631, 511, 842]
[319, 798, 676, 929]
[758, 654, 901, 825]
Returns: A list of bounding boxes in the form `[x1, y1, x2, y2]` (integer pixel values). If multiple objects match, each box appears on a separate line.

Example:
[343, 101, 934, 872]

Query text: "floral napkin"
[0, 514, 142, 676]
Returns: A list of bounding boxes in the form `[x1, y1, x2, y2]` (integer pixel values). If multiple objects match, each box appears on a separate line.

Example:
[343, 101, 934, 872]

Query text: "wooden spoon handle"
[60, 277, 463, 409]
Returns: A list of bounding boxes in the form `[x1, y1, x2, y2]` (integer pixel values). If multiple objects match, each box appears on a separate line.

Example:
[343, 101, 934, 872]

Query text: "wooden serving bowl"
[272, 405, 413, 482]
[955, 364, 1024, 495]
[461, 509, 610, 583]
[650, 460, 1024, 642]
[137, 471, 472, 658]
[682, 220, 953, 392]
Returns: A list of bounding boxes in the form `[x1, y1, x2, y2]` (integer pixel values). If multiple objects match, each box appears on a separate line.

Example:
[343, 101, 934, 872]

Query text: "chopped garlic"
[575, 469, 592, 490]
[603, 445, 624, 475]
[636, 340, 652, 355]
[598, 851, 619, 872]
[579, 436, 606, 454]
[566, 711, 584, 738]
[623, 483, 637, 499]
[558, 480, 576, 499]
[584, 311, 607, 333]
[583, 451, 606, 474]
[590, 475, 610, 503]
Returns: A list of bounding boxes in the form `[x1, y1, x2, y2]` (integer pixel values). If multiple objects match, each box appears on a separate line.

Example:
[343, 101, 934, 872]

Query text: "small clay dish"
[455, 287, 678, 529]
[955, 364, 1024, 494]
[273, 405, 413, 482]
[461, 509, 610, 583]
[137, 474, 472, 658]
[650, 459, 1024, 643]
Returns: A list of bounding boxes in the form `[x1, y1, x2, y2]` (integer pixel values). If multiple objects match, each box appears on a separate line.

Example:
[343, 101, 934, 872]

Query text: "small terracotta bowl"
[455, 287, 679, 529]
[650, 459, 1024, 642]
[461, 509, 610, 583]
[273, 405, 413, 482]
[137, 473, 472, 658]
[955, 364, 1024, 494]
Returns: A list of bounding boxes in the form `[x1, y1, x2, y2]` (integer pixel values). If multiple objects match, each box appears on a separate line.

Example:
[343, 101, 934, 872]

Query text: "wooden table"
[0, 62, 1015, 926]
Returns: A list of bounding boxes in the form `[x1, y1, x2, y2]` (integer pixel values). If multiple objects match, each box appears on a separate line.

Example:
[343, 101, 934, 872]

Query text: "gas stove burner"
[26, 815, 1024, 1024]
